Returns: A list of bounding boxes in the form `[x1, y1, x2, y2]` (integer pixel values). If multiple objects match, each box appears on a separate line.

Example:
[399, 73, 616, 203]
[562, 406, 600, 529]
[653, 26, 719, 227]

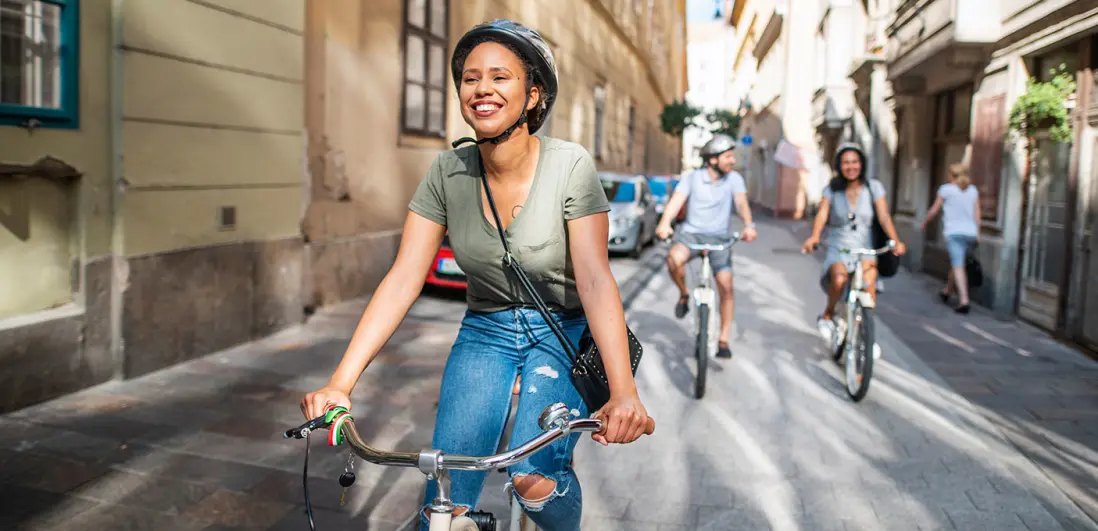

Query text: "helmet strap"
[452, 92, 532, 149]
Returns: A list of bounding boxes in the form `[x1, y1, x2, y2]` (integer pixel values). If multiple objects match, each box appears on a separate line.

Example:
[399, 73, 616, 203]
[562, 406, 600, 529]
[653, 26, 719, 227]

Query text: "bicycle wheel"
[694, 303, 709, 399]
[449, 516, 481, 531]
[845, 304, 875, 402]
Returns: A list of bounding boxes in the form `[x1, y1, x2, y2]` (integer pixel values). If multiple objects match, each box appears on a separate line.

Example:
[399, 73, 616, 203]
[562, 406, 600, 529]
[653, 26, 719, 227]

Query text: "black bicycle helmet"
[450, 19, 558, 147]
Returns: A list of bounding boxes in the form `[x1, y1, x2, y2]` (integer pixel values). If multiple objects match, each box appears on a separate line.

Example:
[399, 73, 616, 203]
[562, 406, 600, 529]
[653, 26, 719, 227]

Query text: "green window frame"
[0, 0, 79, 129]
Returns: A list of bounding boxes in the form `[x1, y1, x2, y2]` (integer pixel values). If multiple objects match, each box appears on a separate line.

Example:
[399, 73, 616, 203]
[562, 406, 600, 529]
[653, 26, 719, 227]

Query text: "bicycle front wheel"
[845, 304, 875, 402]
[695, 303, 709, 399]
[448, 516, 480, 531]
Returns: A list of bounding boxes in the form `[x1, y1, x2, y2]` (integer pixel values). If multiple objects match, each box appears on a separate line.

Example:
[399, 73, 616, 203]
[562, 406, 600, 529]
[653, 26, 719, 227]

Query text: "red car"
[426, 235, 468, 290]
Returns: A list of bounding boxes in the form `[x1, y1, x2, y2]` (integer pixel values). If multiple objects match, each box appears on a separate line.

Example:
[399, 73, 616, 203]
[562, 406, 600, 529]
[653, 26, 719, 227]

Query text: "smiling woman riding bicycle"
[802, 143, 907, 353]
[300, 19, 652, 531]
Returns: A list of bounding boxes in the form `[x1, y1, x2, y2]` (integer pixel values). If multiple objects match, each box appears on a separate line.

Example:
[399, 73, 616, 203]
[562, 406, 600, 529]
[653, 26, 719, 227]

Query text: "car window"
[601, 179, 636, 203]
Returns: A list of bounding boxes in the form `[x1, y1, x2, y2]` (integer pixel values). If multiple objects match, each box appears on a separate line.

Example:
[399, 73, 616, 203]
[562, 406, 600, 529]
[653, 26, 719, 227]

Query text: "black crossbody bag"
[866, 179, 900, 277]
[475, 153, 642, 413]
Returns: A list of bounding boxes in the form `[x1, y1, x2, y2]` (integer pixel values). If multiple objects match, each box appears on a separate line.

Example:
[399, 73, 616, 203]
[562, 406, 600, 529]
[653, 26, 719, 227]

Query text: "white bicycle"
[285, 403, 604, 531]
[812, 240, 895, 402]
[664, 232, 741, 399]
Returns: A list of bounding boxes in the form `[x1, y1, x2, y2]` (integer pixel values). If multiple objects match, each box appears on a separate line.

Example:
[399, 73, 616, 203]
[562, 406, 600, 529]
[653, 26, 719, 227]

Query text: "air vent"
[218, 206, 236, 231]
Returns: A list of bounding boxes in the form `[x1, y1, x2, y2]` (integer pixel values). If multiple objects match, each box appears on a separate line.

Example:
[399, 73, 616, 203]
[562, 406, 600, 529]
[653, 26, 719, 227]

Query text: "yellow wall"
[0, 0, 113, 319]
[120, 0, 305, 257]
[303, 0, 443, 238]
[449, 0, 684, 176]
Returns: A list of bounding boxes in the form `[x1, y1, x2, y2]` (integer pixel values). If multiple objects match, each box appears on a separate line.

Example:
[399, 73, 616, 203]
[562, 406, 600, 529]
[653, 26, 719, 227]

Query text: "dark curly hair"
[451, 37, 549, 133]
[829, 144, 868, 192]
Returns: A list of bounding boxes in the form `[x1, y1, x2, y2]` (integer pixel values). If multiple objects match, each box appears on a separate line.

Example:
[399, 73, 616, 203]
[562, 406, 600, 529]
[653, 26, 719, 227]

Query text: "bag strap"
[475, 151, 594, 370]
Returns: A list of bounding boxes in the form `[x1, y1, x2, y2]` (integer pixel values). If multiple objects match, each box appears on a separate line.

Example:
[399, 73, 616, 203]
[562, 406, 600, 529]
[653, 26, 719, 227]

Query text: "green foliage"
[1008, 64, 1077, 144]
[660, 99, 702, 137]
[659, 100, 742, 139]
[705, 109, 741, 139]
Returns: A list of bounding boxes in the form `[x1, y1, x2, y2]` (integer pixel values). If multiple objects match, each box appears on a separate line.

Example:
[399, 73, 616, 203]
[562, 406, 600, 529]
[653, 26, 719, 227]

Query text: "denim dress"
[820, 179, 885, 290]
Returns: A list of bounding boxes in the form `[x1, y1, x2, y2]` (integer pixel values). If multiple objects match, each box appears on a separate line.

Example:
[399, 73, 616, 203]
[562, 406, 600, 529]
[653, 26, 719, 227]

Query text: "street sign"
[741, 134, 753, 146]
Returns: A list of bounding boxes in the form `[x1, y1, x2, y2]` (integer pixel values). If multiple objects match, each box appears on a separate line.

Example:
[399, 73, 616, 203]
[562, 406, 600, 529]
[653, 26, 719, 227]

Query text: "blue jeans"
[420, 307, 589, 530]
[946, 234, 976, 267]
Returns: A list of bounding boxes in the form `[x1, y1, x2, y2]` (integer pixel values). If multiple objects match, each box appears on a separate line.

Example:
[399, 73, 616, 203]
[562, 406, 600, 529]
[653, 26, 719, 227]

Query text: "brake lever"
[284, 415, 329, 439]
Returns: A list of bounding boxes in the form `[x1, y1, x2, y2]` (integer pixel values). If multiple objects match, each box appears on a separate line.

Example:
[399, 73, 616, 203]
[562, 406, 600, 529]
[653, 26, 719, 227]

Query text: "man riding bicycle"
[655, 133, 757, 359]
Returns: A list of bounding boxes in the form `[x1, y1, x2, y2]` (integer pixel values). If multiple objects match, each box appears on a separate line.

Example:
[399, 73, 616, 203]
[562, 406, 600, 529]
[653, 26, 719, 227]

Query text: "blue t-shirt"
[677, 169, 746, 236]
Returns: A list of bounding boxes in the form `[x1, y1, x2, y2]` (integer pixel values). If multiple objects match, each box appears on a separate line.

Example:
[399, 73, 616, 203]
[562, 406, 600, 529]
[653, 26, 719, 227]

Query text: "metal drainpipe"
[108, 0, 126, 380]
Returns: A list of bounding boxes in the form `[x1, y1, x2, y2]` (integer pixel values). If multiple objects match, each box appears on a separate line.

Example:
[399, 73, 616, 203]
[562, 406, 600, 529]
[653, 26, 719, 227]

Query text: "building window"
[593, 84, 606, 159]
[626, 103, 636, 168]
[0, 0, 79, 129]
[401, 0, 448, 137]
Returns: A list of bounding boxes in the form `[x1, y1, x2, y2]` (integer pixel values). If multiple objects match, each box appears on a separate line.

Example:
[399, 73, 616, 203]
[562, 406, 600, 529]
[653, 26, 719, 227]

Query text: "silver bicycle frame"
[681, 234, 741, 312]
[330, 403, 602, 529]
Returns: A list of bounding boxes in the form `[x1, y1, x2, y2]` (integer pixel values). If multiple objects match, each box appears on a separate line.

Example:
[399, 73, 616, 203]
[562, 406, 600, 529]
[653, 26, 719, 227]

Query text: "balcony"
[813, 84, 855, 131]
[885, 0, 1001, 81]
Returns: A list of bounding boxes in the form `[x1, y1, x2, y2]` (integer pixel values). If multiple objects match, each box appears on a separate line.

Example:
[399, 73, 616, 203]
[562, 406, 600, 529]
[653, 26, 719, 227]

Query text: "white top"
[937, 183, 979, 237]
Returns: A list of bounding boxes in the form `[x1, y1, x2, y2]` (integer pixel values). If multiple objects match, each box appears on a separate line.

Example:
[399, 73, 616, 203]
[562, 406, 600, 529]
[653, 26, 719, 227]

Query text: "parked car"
[646, 175, 687, 224]
[600, 172, 659, 257]
[425, 234, 467, 290]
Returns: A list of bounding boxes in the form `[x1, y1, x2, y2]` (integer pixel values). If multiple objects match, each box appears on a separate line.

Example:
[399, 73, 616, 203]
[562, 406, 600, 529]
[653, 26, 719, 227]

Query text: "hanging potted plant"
[1008, 64, 1076, 144]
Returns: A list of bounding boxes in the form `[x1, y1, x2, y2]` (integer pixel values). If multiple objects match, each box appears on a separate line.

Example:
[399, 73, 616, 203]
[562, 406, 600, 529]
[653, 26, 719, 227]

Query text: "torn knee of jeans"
[420, 503, 470, 522]
[508, 473, 566, 512]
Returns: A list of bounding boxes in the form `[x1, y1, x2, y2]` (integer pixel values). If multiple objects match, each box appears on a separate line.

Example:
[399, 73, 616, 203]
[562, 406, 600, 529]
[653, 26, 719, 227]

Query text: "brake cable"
[286, 406, 352, 531]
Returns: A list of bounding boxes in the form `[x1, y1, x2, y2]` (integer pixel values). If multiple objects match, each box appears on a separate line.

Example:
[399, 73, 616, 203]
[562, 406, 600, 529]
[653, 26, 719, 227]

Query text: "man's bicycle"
[285, 403, 650, 531]
[815, 240, 895, 402]
[676, 232, 741, 399]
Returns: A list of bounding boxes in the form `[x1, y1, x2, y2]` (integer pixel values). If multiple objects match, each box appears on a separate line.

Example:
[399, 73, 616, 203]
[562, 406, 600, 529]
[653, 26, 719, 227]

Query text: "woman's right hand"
[802, 236, 820, 254]
[301, 386, 352, 421]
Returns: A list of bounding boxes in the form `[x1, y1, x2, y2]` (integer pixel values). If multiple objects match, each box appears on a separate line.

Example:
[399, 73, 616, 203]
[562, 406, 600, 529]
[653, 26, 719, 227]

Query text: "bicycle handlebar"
[804, 240, 896, 256]
[284, 403, 651, 475]
[836, 240, 896, 257]
[660, 232, 742, 251]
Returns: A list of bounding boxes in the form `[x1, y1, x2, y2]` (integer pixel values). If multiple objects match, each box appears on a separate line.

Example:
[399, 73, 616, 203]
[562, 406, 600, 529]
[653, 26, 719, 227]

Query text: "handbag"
[475, 153, 643, 413]
[865, 179, 900, 278]
[966, 246, 984, 288]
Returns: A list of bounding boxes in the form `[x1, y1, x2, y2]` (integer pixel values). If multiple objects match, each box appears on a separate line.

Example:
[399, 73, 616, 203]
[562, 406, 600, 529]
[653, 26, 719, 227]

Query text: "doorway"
[1018, 135, 1072, 331]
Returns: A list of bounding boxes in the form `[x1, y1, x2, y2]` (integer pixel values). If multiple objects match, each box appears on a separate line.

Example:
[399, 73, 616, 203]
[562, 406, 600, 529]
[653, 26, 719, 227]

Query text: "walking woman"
[922, 163, 980, 313]
[300, 20, 651, 530]
[802, 143, 907, 352]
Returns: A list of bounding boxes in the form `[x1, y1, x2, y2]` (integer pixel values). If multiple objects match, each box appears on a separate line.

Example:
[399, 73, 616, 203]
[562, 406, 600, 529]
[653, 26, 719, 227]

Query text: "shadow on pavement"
[0, 297, 464, 531]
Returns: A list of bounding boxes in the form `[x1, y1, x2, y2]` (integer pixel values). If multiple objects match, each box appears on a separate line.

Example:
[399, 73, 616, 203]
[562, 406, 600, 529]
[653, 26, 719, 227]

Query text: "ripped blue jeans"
[420, 307, 588, 530]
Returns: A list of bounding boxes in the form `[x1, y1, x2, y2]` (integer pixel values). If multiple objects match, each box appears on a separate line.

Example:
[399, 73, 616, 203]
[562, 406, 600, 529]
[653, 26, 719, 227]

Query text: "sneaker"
[674, 295, 690, 319]
[716, 342, 732, 358]
[816, 317, 836, 343]
[872, 343, 881, 360]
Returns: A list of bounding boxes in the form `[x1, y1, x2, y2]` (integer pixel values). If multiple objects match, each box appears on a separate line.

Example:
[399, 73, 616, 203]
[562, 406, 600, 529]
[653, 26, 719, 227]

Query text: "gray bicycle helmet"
[450, 19, 558, 146]
[833, 142, 867, 177]
[699, 133, 737, 159]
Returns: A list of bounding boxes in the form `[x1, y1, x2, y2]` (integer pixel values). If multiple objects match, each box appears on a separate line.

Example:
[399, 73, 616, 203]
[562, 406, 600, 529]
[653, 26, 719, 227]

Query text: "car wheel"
[630, 225, 645, 258]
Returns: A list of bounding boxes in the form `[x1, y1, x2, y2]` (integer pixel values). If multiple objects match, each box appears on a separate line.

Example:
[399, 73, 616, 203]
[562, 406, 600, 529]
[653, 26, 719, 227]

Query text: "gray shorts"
[674, 232, 733, 274]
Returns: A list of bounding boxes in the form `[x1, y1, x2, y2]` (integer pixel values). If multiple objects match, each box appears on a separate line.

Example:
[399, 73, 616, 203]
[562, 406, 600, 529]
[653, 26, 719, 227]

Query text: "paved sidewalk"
[570, 220, 1095, 531]
[0, 257, 652, 531]
[2, 221, 1095, 530]
[778, 216, 1098, 530]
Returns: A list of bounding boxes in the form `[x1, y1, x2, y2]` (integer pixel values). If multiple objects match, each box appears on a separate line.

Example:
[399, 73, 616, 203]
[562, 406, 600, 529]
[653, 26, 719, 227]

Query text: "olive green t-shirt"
[409, 137, 611, 312]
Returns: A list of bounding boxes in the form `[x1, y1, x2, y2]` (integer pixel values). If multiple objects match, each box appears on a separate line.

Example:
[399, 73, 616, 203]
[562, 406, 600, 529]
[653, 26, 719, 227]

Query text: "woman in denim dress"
[802, 143, 906, 355]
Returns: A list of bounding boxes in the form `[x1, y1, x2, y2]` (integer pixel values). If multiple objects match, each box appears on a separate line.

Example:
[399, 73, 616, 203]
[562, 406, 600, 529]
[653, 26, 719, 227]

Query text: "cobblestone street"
[2, 219, 1097, 530]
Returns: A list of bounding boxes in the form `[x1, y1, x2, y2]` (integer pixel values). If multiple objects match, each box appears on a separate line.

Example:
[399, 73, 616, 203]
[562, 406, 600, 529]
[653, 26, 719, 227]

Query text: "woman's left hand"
[592, 392, 653, 446]
[893, 240, 907, 256]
